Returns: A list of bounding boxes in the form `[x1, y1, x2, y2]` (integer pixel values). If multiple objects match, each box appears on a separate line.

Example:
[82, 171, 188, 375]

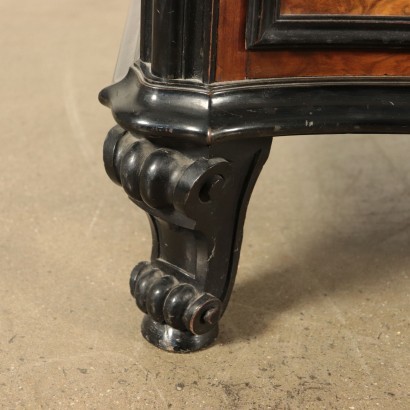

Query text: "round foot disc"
[141, 315, 219, 353]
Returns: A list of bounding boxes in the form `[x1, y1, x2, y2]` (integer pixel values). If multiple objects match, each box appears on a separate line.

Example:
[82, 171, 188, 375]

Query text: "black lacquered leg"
[104, 126, 271, 352]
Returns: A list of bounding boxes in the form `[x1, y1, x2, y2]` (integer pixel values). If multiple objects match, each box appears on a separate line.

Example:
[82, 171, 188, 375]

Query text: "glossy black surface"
[140, 0, 217, 82]
[100, 64, 410, 145]
[103, 126, 271, 351]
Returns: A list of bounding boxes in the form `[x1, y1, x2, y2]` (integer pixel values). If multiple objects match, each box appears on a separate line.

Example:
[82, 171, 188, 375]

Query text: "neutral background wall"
[0, 0, 409, 408]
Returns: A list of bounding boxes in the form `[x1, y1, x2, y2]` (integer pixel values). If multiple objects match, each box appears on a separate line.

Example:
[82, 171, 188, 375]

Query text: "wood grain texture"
[215, 0, 410, 81]
[247, 49, 410, 78]
[281, 0, 410, 16]
[215, 0, 247, 81]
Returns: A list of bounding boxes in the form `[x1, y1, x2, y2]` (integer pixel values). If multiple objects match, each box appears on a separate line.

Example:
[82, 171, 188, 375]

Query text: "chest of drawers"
[100, 0, 410, 352]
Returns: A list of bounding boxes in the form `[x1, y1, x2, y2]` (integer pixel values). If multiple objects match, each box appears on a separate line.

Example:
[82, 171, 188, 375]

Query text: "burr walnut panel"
[216, 0, 410, 81]
[280, 0, 410, 16]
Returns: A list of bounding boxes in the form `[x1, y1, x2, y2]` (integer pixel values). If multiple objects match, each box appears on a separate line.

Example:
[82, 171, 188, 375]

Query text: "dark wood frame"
[246, 0, 410, 49]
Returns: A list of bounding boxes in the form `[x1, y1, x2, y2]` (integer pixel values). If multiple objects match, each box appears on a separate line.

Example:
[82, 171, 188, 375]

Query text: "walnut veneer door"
[216, 0, 410, 81]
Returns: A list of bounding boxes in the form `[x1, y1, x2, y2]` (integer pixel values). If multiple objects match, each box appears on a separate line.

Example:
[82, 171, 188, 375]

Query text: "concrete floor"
[1, 0, 409, 408]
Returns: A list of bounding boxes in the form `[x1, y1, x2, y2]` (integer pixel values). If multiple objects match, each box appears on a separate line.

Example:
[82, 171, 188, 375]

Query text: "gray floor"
[1, 1, 409, 408]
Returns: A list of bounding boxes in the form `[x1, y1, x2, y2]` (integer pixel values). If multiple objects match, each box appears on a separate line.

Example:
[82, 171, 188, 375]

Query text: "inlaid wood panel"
[247, 0, 410, 50]
[280, 0, 410, 16]
[216, 0, 410, 81]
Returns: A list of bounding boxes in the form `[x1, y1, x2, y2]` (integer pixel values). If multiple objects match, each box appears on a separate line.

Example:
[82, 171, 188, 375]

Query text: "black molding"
[246, 0, 410, 49]
[99, 63, 410, 145]
[139, 0, 218, 82]
[140, 0, 152, 63]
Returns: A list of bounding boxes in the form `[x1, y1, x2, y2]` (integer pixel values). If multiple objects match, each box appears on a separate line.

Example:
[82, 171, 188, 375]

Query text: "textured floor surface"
[1, 0, 409, 409]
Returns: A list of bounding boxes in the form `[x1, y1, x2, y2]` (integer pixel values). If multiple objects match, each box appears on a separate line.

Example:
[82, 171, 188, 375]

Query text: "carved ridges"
[103, 126, 232, 218]
[102, 123, 273, 351]
[130, 262, 222, 335]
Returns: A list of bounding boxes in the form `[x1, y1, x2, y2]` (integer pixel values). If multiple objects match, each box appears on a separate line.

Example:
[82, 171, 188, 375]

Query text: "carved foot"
[141, 316, 218, 353]
[104, 126, 271, 352]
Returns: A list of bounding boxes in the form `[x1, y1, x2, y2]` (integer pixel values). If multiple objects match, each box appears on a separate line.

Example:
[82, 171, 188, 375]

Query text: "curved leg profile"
[104, 126, 272, 352]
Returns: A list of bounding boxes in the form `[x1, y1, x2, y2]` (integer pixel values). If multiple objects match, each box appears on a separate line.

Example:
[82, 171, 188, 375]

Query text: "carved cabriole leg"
[104, 125, 272, 352]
